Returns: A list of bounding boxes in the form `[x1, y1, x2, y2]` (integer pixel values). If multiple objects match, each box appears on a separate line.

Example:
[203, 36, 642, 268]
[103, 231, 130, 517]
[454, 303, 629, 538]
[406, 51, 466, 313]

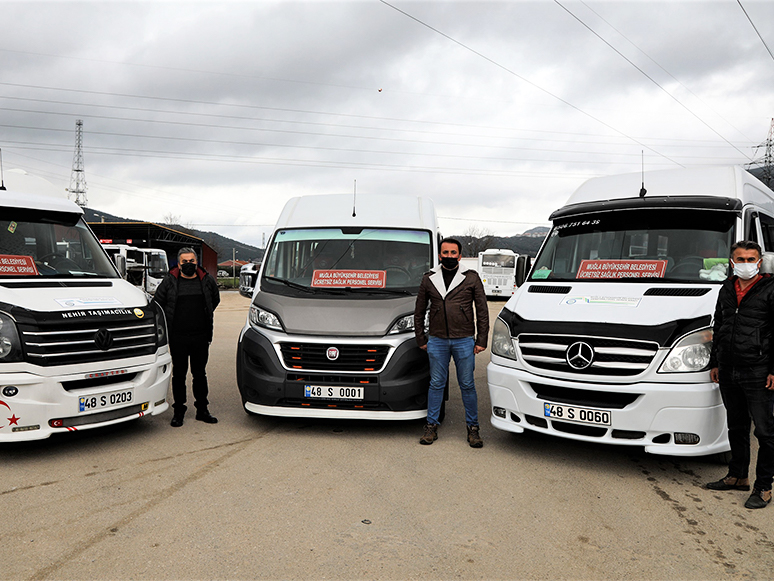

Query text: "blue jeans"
[719, 365, 774, 490]
[426, 336, 478, 426]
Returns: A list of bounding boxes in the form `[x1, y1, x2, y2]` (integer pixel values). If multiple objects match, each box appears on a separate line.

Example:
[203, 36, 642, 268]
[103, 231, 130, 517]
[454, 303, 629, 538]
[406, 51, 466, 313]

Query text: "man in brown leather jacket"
[414, 238, 489, 447]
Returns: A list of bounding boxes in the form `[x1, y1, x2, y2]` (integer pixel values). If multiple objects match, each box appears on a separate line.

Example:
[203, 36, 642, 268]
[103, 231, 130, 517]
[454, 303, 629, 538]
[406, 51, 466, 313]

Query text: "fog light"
[2, 386, 18, 397]
[674, 432, 700, 445]
[493, 406, 507, 418]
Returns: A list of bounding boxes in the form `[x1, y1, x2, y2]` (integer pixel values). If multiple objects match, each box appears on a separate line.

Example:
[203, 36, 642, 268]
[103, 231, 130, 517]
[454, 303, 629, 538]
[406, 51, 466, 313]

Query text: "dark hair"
[730, 240, 762, 258]
[177, 247, 197, 261]
[439, 237, 462, 254]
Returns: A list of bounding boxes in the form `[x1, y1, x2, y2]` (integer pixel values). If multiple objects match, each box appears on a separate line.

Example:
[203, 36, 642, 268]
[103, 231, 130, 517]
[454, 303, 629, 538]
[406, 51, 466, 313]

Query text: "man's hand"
[474, 345, 485, 355]
[710, 368, 719, 383]
[419, 344, 427, 351]
[767, 374, 774, 390]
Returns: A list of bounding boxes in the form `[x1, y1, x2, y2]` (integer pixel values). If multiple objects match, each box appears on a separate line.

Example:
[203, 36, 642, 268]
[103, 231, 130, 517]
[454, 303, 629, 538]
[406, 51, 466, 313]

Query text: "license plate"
[79, 389, 134, 413]
[543, 403, 611, 426]
[492, 289, 502, 294]
[304, 385, 364, 401]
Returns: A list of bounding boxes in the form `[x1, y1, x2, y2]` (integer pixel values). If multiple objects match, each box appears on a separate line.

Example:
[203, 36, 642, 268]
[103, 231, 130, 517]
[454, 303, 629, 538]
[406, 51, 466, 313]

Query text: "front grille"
[552, 420, 607, 437]
[529, 382, 640, 409]
[518, 333, 659, 376]
[63, 373, 138, 392]
[644, 287, 711, 297]
[19, 318, 157, 366]
[53, 403, 148, 428]
[286, 373, 378, 385]
[280, 343, 389, 372]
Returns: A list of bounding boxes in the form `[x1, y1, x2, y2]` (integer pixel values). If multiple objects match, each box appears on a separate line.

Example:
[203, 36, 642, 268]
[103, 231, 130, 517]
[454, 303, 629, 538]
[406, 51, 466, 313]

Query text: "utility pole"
[66, 119, 88, 207]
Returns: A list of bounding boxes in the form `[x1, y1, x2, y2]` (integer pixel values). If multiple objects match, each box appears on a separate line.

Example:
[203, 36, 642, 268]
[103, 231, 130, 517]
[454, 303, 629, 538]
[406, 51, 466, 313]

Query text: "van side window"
[760, 214, 774, 253]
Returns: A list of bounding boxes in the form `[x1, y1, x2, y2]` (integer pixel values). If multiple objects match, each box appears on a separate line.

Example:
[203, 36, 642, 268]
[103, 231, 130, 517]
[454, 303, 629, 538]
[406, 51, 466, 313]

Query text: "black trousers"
[719, 365, 774, 490]
[169, 334, 210, 412]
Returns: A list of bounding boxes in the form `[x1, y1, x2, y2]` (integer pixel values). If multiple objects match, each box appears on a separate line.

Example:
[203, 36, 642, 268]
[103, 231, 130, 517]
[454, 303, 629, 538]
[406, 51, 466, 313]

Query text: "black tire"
[710, 450, 733, 464]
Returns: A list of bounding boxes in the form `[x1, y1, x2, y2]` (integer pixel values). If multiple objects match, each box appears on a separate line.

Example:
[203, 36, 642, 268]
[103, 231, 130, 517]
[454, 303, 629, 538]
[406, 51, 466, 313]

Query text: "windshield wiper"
[264, 276, 318, 293]
[338, 287, 413, 296]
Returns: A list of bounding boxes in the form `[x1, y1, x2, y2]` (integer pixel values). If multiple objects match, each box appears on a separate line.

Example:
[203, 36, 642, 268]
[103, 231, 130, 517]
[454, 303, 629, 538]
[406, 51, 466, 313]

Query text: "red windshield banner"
[0, 255, 39, 276]
[576, 259, 667, 279]
[311, 270, 387, 288]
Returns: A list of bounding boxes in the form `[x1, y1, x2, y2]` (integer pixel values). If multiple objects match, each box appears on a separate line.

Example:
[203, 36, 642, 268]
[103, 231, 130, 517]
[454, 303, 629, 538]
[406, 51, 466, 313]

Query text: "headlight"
[0, 312, 23, 362]
[491, 318, 517, 359]
[388, 314, 414, 335]
[659, 328, 712, 373]
[249, 304, 284, 331]
[151, 303, 168, 347]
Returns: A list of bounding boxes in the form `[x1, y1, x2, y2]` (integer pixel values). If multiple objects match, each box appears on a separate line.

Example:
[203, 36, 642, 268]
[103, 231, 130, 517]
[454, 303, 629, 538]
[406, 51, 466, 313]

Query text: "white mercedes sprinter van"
[0, 171, 171, 441]
[488, 166, 774, 457]
[236, 194, 439, 419]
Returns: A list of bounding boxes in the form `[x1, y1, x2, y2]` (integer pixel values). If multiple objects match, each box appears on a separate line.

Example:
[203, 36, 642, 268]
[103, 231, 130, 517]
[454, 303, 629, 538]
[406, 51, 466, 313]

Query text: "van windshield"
[0, 212, 119, 278]
[262, 228, 432, 296]
[531, 209, 736, 283]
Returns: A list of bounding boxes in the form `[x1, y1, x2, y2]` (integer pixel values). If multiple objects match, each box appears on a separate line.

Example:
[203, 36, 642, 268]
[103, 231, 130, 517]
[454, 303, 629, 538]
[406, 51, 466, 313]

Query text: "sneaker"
[419, 423, 438, 445]
[195, 411, 218, 424]
[745, 488, 772, 509]
[705, 475, 750, 491]
[467, 425, 483, 448]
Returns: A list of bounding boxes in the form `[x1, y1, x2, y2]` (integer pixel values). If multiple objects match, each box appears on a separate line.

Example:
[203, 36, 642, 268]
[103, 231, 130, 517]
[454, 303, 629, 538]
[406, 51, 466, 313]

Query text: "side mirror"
[515, 255, 532, 287]
[114, 254, 127, 278]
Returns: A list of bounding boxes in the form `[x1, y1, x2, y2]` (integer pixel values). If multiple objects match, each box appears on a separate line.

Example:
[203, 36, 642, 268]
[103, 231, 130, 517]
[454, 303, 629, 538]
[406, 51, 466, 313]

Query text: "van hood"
[505, 282, 720, 327]
[0, 280, 149, 314]
[254, 291, 417, 336]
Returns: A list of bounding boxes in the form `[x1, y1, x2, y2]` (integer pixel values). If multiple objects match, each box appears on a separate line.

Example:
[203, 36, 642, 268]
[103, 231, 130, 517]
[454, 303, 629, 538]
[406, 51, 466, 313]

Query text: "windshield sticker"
[311, 270, 386, 288]
[7, 222, 17, 234]
[54, 297, 124, 308]
[576, 259, 667, 279]
[0, 255, 39, 276]
[562, 296, 641, 308]
[532, 267, 552, 280]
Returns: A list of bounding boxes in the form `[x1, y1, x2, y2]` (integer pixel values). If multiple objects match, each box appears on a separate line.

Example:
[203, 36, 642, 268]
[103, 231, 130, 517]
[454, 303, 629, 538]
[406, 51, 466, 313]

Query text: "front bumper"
[487, 360, 729, 457]
[236, 327, 429, 420]
[0, 352, 171, 442]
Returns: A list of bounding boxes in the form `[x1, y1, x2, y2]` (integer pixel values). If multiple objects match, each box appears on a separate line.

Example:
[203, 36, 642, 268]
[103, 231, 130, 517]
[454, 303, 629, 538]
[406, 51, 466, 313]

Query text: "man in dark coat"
[414, 238, 489, 447]
[706, 240, 774, 509]
[154, 247, 220, 427]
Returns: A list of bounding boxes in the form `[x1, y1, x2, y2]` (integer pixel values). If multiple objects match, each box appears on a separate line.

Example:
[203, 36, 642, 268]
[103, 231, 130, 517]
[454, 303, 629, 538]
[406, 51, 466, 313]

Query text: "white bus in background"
[102, 244, 169, 295]
[478, 248, 518, 298]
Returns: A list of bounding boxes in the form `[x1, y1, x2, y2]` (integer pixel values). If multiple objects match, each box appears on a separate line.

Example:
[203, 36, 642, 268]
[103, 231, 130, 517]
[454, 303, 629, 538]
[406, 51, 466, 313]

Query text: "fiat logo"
[565, 341, 594, 370]
[326, 347, 340, 361]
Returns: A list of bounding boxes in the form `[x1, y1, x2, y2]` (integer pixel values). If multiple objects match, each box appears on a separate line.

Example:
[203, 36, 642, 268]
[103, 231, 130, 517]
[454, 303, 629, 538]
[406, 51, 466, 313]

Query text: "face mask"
[733, 261, 760, 280]
[180, 262, 197, 277]
[440, 256, 459, 270]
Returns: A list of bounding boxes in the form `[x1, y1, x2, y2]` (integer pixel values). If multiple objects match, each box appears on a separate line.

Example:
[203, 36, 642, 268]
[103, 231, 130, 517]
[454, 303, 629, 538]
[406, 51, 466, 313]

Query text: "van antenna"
[639, 151, 647, 197]
[0, 148, 6, 191]
[352, 179, 357, 217]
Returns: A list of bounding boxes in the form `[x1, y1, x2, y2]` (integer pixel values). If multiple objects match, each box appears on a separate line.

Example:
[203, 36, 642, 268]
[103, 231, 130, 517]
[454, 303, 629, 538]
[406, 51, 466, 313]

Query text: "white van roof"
[274, 194, 437, 231]
[1, 169, 83, 216]
[566, 166, 772, 206]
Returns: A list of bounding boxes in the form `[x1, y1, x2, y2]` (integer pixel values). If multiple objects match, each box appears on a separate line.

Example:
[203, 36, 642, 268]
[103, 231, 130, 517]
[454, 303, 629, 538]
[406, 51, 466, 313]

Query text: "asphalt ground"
[2, 292, 774, 580]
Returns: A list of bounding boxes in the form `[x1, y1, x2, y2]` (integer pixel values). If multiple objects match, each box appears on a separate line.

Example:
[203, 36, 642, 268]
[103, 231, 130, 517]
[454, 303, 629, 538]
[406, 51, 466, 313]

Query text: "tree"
[457, 225, 496, 257]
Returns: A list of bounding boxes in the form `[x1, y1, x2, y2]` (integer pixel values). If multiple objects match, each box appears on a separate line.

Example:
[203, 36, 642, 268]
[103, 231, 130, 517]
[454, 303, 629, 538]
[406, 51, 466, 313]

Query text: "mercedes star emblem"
[566, 341, 594, 370]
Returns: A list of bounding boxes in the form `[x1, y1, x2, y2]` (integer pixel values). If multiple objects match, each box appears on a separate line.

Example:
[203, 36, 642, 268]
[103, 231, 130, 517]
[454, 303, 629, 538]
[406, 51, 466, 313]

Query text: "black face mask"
[440, 257, 459, 270]
[180, 262, 197, 277]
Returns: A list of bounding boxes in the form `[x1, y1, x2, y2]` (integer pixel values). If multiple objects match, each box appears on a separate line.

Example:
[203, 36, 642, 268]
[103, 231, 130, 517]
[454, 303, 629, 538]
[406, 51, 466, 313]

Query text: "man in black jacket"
[706, 240, 774, 509]
[154, 247, 220, 427]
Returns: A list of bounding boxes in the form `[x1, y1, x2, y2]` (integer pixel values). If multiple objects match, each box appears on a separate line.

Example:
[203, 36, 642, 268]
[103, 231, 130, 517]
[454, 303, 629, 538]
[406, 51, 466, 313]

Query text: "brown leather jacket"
[414, 264, 489, 348]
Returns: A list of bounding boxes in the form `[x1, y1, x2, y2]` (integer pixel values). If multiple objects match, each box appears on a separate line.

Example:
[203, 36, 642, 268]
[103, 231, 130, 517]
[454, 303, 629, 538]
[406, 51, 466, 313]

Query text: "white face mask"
[732, 260, 760, 280]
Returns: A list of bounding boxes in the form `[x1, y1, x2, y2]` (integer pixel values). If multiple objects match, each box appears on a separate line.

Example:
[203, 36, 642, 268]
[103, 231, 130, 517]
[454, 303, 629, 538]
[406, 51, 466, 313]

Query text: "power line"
[378, 0, 683, 167]
[737, 0, 774, 63]
[554, 0, 753, 161]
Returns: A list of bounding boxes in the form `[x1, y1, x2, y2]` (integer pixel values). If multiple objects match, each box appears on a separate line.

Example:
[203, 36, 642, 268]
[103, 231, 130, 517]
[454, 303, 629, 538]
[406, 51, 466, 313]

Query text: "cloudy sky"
[1, 0, 773, 249]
